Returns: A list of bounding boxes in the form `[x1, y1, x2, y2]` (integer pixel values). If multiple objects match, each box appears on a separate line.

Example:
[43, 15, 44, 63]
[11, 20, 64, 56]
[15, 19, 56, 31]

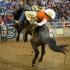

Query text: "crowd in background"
[0, 0, 70, 40]
[0, 0, 70, 24]
[26, 0, 70, 21]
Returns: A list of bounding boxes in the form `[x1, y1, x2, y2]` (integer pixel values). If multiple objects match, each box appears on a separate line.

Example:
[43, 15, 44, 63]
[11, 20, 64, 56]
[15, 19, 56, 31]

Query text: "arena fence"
[0, 21, 70, 41]
[49, 21, 70, 37]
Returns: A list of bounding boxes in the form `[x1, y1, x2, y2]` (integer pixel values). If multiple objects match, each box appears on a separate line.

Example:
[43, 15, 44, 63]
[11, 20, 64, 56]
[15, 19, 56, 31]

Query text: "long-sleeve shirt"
[34, 18, 47, 26]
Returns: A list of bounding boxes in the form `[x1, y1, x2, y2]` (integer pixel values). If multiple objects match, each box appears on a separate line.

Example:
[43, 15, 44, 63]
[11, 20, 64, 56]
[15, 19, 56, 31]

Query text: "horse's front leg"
[16, 31, 20, 42]
[39, 44, 45, 62]
[23, 31, 28, 42]
[31, 44, 39, 66]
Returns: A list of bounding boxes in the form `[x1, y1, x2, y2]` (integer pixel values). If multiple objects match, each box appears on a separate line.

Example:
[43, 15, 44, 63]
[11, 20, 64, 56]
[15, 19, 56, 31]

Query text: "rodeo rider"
[25, 9, 56, 37]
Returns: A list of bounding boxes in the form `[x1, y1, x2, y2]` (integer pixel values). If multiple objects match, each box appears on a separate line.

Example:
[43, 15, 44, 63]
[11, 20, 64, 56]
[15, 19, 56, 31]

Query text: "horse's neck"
[34, 25, 45, 32]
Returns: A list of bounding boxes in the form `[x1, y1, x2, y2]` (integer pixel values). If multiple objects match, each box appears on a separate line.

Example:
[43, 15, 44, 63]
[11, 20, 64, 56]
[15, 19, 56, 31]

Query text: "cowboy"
[15, 8, 56, 27]
[25, 8, 56, 25]
[25, 9, 56, 37]
[17, 0, 46, 24]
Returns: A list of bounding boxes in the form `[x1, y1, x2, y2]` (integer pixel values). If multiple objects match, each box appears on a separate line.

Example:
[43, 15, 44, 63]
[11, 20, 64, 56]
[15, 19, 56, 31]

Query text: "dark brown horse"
[13, 8, 69, 66]
[13, 0, 35, 42]
[13, 7, 33, 42]
[31, 23, 69, 66]
[14, 19, 33, 42]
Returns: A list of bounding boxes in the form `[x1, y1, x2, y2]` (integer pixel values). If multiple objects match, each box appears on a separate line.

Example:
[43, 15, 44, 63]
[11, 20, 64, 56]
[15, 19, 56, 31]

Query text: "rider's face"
[45, 14, 52, 22]
[47, 17, 52, 22]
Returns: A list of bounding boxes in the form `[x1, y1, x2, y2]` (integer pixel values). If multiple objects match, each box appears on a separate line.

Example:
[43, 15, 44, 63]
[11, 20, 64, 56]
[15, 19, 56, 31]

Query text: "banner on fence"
[56, 28, 64, 34]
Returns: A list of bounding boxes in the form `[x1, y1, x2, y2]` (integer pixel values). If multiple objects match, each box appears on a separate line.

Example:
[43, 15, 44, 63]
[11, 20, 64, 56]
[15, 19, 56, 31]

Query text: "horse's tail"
[48, 38, 68, 54]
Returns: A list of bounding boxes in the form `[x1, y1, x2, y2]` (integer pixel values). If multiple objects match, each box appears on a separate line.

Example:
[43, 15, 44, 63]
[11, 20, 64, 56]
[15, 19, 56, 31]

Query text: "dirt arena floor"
[0, 37, 70, 70]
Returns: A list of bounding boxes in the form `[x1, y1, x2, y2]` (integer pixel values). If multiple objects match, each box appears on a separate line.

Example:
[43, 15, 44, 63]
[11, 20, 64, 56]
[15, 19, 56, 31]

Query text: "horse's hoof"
[32, 51, 33, 53]
[16, 40, 19, 42]
[32, 61, 36, 67]
[38, 59, 42, 62]
[23, 40, 27, 42]
[62, 47, 69, 54]
[32, 64, 35, 67]
[16, 39, 19, 42]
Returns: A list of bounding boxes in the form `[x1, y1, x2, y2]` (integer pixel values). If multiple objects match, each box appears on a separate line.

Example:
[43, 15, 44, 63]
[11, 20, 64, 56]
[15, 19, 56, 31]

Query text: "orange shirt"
[36, 11, 49, 21]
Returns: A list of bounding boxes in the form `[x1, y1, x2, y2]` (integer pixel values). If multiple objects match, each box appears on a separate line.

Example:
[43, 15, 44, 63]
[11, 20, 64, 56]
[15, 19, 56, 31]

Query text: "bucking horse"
[13, 8, 69, 66]
[31, 23, 69, 66]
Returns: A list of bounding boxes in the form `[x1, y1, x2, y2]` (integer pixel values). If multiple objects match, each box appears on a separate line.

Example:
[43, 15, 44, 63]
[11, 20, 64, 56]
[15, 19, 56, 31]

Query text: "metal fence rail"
[0, 21, 70, 41]
[48, 21, 70, 37]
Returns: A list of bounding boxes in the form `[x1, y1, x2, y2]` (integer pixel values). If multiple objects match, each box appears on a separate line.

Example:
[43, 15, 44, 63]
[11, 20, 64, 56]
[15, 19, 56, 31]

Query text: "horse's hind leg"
[16, 31, 20, 42]
[31, 44, 39, 66]
[23, 31, 28, 42]
[48, 38, 68, 54]
[39, 44, 45, 62]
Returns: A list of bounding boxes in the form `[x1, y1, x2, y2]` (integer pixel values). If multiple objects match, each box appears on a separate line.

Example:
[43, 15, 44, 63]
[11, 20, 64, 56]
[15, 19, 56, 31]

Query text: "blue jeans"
[19, 12, 26, 23]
